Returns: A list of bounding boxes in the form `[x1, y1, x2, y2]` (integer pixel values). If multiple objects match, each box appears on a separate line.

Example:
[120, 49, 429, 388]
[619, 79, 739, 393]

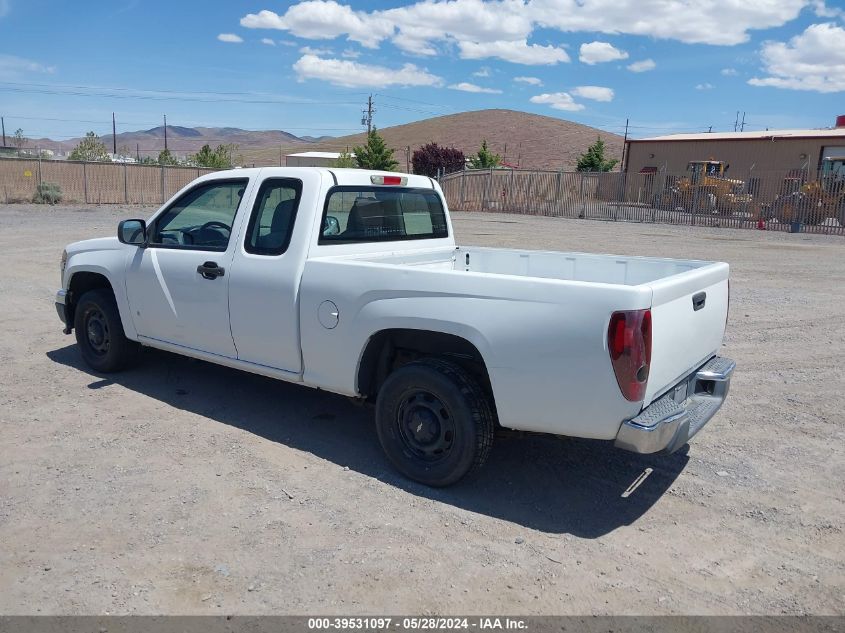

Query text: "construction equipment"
[768, 157, 845, 225]
[660, 160, 751, 215]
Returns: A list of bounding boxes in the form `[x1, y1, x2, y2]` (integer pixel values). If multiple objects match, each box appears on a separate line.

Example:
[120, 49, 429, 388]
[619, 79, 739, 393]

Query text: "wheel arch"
[65, 266, 137, 340]
[356, 328, 497, 418]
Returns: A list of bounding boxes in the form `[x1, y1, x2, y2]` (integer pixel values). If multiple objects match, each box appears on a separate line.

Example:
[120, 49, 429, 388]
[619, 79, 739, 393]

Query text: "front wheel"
[74, 288, 139, 373]
[375, 358, 495, 487]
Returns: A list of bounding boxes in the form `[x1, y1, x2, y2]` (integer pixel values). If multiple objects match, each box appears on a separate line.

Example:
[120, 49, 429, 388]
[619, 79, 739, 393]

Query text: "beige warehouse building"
[625, 124, 845, 178]
[622, 121, 845, 213]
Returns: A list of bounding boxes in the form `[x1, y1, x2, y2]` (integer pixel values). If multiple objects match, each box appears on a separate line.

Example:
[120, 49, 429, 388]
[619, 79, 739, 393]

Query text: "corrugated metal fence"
[0, 157, 217, 205]
[440, 168, 845, 236]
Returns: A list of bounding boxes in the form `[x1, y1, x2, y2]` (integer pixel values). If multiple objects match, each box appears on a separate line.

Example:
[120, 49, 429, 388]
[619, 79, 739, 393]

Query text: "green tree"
[139, 155, 158, 165]
[468, 140, 501, 169]
[353, 128, 398, 171]
[333, 150, 357, 168]
[12, 128, 27, 149]
[157, 148, 178, 166]
[191, 143, 237, 169]
[68, 131, 111, 162]
[576, 137, 618, 172]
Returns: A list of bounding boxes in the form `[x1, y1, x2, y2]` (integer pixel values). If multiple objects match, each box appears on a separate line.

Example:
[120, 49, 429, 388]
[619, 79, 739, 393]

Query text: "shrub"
[412, 143, 465, 178]
[32, 182, 63, 205]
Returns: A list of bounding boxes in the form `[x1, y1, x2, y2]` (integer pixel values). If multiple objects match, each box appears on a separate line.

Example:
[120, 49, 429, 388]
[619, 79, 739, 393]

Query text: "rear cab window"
[319, 186, 448, 244]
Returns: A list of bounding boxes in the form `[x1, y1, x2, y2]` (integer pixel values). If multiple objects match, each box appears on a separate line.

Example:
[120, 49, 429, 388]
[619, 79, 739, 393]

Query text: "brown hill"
[241, 109, 623, 171]
[30, 126, 315, 158]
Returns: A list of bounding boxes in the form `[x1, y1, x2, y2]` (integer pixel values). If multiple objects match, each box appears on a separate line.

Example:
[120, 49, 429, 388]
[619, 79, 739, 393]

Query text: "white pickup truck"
[56, 168, 735, 486]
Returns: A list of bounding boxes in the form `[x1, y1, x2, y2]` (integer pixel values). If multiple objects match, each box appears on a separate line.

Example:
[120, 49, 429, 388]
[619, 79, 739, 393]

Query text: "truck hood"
[66, 236, 123, 257]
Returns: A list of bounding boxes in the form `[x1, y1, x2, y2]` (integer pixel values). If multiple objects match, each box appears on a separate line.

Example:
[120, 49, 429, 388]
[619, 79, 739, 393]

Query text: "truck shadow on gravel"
[48, 344, 690, 537]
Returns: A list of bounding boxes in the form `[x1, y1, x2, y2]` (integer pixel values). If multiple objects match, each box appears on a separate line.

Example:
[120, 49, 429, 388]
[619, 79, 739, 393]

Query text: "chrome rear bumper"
[614, 356, 735, 454]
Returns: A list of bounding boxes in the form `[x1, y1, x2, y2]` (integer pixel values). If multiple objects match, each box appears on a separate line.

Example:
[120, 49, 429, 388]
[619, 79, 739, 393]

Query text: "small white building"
[285, 151, 351, 167]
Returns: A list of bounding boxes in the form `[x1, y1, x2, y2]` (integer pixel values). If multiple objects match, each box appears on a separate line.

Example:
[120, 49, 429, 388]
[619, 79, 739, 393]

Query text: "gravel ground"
[0, 203, 843, 615]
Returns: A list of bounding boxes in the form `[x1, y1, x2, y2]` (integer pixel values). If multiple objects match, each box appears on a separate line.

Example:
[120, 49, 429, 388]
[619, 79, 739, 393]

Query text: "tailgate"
[644, 262, 729, 405]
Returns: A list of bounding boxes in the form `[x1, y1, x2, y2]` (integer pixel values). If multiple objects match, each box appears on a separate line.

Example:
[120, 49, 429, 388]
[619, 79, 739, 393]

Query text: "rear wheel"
[375, 358, 494, 487]
[74, 288, 139, 373]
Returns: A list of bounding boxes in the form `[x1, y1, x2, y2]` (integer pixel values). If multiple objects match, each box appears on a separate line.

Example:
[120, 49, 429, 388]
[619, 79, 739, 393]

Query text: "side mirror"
[118, 219, 147, 246]
[323, 215, 340, 236]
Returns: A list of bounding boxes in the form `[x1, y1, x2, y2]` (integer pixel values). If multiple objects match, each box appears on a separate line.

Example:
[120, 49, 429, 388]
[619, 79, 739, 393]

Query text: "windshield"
[319, 186, 448, 244]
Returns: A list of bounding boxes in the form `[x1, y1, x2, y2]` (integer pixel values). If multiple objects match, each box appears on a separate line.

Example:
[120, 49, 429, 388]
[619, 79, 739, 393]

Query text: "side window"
[150, 180, 247, 251]
[244, 178, 302, 256]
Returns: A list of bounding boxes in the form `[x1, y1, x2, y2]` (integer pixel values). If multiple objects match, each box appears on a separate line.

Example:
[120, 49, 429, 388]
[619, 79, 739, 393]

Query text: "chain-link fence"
[0, 157, 217, 205]
[440, 168, 845, 236]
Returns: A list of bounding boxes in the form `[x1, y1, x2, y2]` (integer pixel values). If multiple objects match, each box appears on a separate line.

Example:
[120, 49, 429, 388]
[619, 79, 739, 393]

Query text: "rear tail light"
[608, 309, 652, 402]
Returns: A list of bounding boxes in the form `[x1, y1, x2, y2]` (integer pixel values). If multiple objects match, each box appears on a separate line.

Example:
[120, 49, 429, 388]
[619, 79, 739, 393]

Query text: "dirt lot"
[0, 204, 843, 615]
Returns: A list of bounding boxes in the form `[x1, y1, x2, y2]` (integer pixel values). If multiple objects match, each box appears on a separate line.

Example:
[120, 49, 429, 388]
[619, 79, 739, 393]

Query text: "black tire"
[74, 288, 139, 373]
[375, 358, 495, 487]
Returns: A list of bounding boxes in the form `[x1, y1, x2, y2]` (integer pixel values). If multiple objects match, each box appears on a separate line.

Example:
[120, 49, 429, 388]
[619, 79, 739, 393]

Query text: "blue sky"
[1, 0, 844, 144]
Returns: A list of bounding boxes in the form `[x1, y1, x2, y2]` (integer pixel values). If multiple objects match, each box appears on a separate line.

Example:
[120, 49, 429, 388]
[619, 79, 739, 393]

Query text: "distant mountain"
[240, 109, 624, 171]
[29, 126, 327, 158]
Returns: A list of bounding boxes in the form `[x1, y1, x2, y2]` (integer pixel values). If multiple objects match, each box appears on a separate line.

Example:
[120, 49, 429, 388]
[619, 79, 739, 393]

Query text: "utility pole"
[734, 111, 739, 132]
[740, 111, 746, 132]
[112, 112, 117, 156]
[163, 114, 168, 151]
[708, 126, 713, 133]
[361, 95, 374, 134]
[1, 116, 5, 146]
[405, 145, 410, 173]
[620, 118, 629, 172]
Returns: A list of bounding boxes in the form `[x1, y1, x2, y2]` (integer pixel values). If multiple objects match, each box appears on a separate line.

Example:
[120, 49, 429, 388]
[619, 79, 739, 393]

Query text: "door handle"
[197, 261, 225, 280]
[692, 291, 706, 311]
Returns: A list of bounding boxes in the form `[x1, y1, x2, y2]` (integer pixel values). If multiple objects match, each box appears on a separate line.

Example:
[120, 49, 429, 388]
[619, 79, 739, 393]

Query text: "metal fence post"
[83, 161, 88, 204]
[524, 171, 533, 215]
[160, 165, 165, 204]
[555, 170, 563, 216]
[459, 170, 466, 208]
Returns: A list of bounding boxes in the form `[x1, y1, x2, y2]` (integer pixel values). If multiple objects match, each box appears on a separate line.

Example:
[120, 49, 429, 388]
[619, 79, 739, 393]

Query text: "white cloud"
[0, 54, 56, 78]
[292, 54, 442, 87]
[300, 45, 333, 55]
[627, 58, 656, 72]
[242, 2, 394, 49]
[811, 0, 844, 18]
[0, 0, 9, 18]
[261, 38, 276, 46]
[459, 39, 569, 64]
[531, 0, 806, 46]
[241, 0, 553, 63]
[449, 81, 503, 93]
[696, 82, 714, 90]
[514, 75, 543, 85]
[279, 39, 298, 46]
[473, 66, 492, 77]
[749, 22, 845, 93]
[579, 41, 627, 64]
[218, 33, 244, 43]
[241, 0, 813, 61]
[571, 85, 614, 101]
[720, 67, 738, 76]
[341, 48, 360, 58]
[530, 92, 585, 111]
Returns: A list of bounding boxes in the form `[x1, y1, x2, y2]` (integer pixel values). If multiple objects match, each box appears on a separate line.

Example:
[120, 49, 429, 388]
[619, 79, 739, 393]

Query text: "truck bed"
[313, 245, 730, 409]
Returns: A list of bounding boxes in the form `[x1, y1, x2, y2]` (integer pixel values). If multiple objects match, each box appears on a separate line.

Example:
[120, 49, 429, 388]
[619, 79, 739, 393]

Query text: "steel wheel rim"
[84, 307, 110, 356]
[396, 390, 455, 462]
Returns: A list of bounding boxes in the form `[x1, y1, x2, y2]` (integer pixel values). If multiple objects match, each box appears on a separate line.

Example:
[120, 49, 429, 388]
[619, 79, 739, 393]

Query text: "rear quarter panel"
[299, 259, 650, 439]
